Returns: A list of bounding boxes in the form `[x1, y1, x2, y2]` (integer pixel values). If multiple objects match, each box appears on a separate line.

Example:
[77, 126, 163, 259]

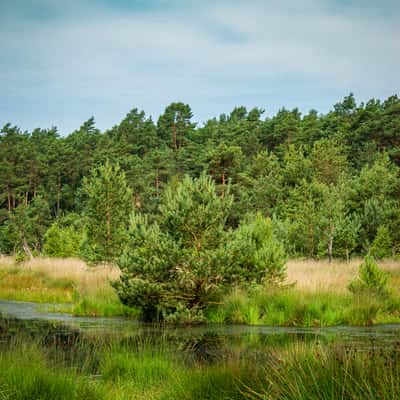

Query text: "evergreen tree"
[81, 162, 133, 263]
[157, 103, 195, 150]
[115, 174, 286, 322]
[370, 225, 393, 259]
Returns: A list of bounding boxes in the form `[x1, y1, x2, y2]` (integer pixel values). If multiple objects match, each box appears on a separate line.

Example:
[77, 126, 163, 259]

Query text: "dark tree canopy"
[0, 95, 399, 262]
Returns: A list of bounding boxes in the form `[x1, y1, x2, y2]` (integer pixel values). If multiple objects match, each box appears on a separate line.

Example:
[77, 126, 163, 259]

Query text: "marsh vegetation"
[1, 95, 400, 397]
[0, 315, 399, 400]
[1, 256, 400, 326]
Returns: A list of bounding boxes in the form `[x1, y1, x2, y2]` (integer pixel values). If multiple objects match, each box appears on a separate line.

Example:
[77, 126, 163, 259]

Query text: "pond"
[1, 298, 400, 400]
[1, 299, 400, 349]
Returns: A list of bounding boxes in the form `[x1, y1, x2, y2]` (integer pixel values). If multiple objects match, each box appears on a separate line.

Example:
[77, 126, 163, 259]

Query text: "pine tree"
[81, 161, 133, 263]
[370, 225, 392, 259]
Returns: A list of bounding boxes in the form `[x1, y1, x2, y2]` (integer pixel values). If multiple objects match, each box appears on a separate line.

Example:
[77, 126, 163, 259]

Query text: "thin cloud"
[0, 0, 399, 134]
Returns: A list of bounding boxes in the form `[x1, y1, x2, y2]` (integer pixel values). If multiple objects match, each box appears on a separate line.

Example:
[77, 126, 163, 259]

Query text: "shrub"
[227, 213, 287, 284]
[348, 256, 389, 297]
[43, 223, 83, 258]
[370, 225, 393, 259]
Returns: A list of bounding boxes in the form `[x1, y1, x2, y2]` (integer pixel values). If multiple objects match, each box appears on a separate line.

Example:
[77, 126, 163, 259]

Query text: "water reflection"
[1, 299, 400, 361]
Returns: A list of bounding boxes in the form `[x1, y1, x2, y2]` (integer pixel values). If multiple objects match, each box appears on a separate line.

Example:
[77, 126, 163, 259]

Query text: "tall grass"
[207, 287, 349, 326]
[0, 256, 131, 317]
[207, 285, 400, 327]
[0, 329, 399, 400]
[0, 332, 259, 400]
[0, 267, 75, 303]
[285, 258, 400, 295]
[0, 343, 107, 400]
[1, 256, 400, 322]
[244, 342, 400, 400]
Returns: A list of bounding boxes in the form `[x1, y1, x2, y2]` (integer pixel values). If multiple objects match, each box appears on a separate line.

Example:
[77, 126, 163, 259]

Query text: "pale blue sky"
[1, 0, 399, 134]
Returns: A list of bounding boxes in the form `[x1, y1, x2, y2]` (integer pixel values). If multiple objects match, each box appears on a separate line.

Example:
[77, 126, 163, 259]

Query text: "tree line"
[1, 94, 400, 262]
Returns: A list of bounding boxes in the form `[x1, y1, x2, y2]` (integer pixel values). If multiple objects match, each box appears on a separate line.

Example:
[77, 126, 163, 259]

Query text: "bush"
[227, 213, 287, 284]
[370, 225, 393, 259]
[43, 223, 84, 258]
[348, 256, 389, 297]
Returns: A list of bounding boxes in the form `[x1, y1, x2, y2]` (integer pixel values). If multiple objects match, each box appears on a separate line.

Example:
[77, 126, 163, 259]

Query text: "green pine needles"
[114, 174, 287, 322]
[80, 161, 133, 263]
[348, 256, 389, 297]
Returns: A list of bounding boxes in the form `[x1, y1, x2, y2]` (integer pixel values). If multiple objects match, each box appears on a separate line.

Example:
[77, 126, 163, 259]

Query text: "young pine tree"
[81, 162, 133, 263]
[114, 174, 287, 322]
[370, 225, 393, 259]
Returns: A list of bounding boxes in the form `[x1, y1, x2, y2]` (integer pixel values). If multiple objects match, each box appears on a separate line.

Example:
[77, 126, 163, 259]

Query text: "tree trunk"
[56, 174, 61, 214]
[106, 205, 111, 248]
[155, 170, 159, 197]
[309, 222, 314, 258]
[135, 194, 142, 208]
[22, 237, 33, 260]
[7, 190, 11, 212]
[328, 235, 333, 263]
[221, 170, 226, 198]
[221, 170, 226, 186]
[172, 122, 177, 150]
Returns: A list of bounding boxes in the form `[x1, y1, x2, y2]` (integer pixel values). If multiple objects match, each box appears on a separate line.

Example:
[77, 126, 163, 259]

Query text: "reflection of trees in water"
[177, 332, 227, 364]
[2, 316, 399, 372]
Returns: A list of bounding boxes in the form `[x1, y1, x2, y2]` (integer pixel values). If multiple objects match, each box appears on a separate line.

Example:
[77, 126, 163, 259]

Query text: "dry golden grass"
[1, 256, 400, 306]
[0, 256, 121, 303]
[285, 258, 400, 294]
[0, 256, 119, 284]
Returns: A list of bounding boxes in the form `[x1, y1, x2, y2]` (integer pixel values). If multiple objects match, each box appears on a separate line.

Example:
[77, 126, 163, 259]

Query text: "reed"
[0, 330, 399, 400]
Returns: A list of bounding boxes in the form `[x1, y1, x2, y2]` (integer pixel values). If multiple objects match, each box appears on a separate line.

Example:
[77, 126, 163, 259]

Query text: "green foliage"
[0, 196, 51, 256]
[115, 176, 287, 322]
[115, 174, 233, 321]
[370, 225, 393, 259]
[310, 138, 347, 185]
[43, 222, 83, 257]
[332, 214, 360, 259]
[81, 161, 133, 263]
[227, 213, 287, 283]
[1, 95, 400, 263]
[348, 256, 389, 297]
[157, 102, 195, 150]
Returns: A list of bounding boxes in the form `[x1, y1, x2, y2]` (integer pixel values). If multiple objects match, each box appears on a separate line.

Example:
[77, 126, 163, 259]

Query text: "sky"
[1, 0, 399, 135]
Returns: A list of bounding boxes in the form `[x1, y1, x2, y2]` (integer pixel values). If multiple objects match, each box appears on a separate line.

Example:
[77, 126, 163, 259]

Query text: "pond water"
[1, 299, 400, 348]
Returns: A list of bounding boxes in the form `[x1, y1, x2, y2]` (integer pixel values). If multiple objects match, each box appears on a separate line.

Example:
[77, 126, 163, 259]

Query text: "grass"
[0, 331, 259, 400]
[244, 342, 400, 400]
[0, 328, 399, 400]
[0, 256, 136, 318]
[207, 286, 400, 327]
[0, 343, 107, 400]
[1, 256, 400, 323]
[206, 257, 400, 327]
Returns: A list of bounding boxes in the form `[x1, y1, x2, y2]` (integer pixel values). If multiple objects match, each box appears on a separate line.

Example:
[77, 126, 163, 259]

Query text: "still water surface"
[1, 299, 400, 348]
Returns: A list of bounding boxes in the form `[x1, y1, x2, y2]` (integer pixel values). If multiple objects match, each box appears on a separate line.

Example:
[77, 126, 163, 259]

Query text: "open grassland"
[1, 256, 400, 324]
[0, 256, 136, 317]
[285, 258, 400, 294]
[208, 258, 400, 326]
